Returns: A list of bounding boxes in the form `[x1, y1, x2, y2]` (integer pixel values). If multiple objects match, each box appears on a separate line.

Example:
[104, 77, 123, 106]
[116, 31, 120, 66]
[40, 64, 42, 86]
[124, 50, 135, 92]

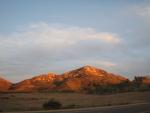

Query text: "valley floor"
[0, 91, 150, 112]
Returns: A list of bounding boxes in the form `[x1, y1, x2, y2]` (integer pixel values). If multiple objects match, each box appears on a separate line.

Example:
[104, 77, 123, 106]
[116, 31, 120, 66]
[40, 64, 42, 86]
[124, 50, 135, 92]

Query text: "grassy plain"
[0, 91, 150, 112]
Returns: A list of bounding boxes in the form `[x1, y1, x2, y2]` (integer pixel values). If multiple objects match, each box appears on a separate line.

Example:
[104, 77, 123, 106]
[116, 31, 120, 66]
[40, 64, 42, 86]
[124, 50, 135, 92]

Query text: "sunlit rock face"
[0, 65, 128, 92]
[0, 77, 12, 91]
[31, 73, 56, 83]
[11, 73, 57, 92]
[62, 65, 107, 78]
[57, 66, 127, 91]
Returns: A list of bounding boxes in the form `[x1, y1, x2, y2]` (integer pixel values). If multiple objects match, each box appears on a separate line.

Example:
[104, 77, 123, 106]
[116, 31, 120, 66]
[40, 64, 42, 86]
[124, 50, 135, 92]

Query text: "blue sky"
[0, 0, 144, 33]
[0, 0, 150, 82]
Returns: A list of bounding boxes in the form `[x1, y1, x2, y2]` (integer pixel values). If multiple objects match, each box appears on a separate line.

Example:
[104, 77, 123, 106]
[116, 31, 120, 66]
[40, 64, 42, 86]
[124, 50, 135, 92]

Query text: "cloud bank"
[0, 23, 121, 81]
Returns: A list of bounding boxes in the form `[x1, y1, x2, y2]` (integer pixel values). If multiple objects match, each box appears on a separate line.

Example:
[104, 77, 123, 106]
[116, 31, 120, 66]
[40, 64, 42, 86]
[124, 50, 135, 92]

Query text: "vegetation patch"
[43, 98, 62, 110]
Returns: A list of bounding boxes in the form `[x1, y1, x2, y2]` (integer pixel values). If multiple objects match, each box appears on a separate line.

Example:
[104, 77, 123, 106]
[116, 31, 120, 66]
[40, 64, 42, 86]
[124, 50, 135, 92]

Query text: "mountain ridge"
[0, 65, 149, 92]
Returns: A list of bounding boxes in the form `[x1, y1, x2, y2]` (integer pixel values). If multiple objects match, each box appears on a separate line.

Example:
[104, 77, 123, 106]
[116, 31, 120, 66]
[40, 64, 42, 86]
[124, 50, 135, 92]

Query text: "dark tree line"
[86, 76, 150, 94]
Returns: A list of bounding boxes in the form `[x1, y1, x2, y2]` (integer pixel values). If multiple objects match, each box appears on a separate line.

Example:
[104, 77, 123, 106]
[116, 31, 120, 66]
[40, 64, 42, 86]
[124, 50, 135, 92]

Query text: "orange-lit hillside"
[0, 66, 149, 93]
[0, 77, 12, 91]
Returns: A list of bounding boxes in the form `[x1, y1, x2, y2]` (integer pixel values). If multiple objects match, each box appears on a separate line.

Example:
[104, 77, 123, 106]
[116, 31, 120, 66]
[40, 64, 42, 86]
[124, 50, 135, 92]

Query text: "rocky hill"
[0, 65, 149, 93]
[0, 76, 12, 91]
[9, 66, 127, 92]
[55, 66, 127, 91]
[10, 73, 57, 92]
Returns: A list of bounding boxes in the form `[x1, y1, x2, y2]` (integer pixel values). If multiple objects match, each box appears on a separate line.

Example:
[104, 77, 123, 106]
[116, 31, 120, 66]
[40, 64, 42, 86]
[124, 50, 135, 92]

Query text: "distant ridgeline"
[0, 66, 150, 94]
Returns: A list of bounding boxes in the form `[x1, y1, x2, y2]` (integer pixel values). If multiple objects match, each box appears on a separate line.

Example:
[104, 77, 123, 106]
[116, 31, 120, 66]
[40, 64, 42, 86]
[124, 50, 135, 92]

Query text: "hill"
[0, 65, 149, 93]
[10, 66, 127, 92]
[0, 76, 12, 92]
[55, 66, 127, 91]
[10, 73, 57, 92]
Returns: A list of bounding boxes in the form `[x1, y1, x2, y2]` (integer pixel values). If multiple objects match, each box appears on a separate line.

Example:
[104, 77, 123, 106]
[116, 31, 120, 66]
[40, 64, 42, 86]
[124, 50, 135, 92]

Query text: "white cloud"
[0, 22, 121, 81]
[138, 6, 150, 17]
[74, 59, 117, 67]
[101, 61, 117, 67]
[135, 5, 150, 19]
[90, 60, 117, 68]
[0, 22, 120, 49]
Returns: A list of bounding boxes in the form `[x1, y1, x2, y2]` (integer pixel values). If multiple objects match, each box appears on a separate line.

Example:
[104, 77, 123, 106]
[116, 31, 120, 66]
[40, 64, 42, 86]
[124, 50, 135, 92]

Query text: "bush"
[43, 98, 62, 110]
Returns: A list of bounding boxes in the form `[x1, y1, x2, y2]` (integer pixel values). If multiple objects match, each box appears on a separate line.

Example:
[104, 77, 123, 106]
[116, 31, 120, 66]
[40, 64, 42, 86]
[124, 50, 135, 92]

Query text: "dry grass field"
[0, 91, 150, 112]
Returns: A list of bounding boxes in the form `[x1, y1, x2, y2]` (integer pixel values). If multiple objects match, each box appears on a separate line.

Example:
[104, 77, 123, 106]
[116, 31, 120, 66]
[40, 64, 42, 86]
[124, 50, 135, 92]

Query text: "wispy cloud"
[134, 5, 150, 20]
[0, 22, 120, 47]
[136, 6, 150, 17]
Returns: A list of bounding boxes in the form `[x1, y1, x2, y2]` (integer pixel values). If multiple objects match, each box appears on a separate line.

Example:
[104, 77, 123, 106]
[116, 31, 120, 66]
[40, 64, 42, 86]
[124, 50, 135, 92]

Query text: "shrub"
[43, 98, 62, 110]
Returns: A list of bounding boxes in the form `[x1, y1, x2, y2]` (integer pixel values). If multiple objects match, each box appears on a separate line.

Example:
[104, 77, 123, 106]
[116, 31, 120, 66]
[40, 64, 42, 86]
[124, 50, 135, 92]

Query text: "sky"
[0, 0, 150, 82]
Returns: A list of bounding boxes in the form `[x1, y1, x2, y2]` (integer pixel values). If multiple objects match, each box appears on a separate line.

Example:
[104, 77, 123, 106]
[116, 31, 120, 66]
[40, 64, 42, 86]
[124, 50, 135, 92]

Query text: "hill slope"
[2, 65, 149, 93]
[11, 73, 57, 92]
[0, 76, 12, 91]
[55, 66, 127, 91]
[10, 66, 127, 92]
